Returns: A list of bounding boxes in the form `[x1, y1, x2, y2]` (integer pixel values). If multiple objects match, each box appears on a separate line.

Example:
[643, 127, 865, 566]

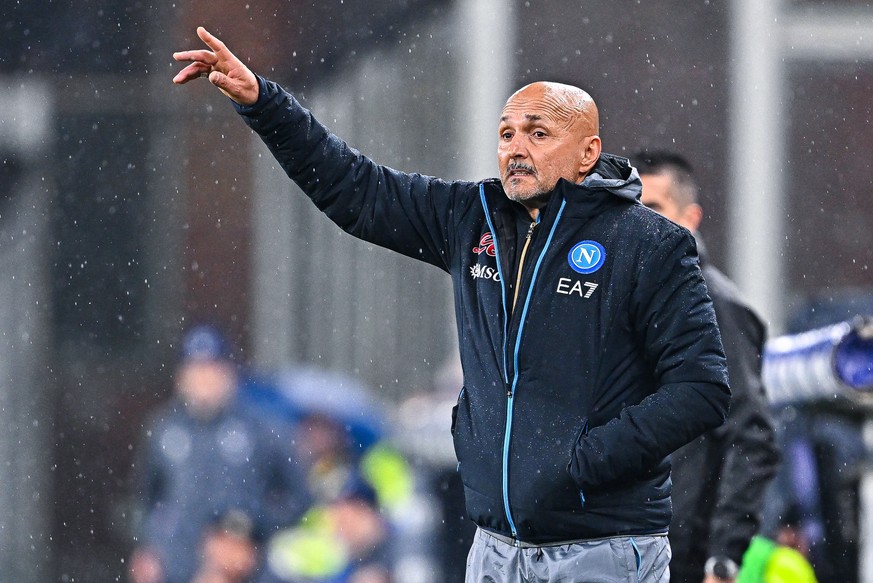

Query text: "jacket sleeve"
[569, 229, 731, 488]
[706, 296, 780, 563]
[234, 76, 469, 271]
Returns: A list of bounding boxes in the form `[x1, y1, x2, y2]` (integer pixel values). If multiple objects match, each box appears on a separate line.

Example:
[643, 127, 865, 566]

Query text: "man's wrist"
[704, 556, 739, 580]
[232, 75, 269, 114]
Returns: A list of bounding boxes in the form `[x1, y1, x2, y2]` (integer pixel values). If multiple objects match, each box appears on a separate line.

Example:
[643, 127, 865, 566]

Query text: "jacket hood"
[537, 153, 641, 219]
[580, 153, 642, 203]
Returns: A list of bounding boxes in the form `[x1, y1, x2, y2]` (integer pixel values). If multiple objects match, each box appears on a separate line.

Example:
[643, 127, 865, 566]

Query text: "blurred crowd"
[127, 324, 445, 583]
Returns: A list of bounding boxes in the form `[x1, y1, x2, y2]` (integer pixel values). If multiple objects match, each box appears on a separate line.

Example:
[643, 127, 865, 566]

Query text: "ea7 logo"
[473, 233, 496, 257]
[556, 278, 598, 298]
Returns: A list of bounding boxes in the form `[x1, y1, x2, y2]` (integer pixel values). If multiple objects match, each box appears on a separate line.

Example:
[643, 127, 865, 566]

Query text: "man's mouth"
[507, 164, 535, 178]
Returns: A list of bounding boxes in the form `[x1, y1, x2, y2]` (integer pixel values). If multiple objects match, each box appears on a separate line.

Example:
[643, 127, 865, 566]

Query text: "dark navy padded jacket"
[236, 77, 731, 544]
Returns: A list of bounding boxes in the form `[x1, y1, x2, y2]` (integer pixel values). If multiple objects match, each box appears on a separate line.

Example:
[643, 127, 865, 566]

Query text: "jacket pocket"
[570, 417, 589, 509]
[450, 386, 466, 436]
[573, 417, 589, 442]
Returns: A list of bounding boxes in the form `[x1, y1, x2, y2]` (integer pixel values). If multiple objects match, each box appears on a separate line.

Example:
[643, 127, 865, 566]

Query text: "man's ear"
[580, 136, 602, 175]
[681, 203, 704, 233]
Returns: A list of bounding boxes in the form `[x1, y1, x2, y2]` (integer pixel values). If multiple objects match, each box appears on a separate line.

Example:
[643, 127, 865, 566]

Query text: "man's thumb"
[207, 71, 241, 103]
[208, 70, 227, 89]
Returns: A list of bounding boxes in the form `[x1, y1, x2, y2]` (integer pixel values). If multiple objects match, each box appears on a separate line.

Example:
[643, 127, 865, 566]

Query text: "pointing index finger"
[196, 27, 227, 55]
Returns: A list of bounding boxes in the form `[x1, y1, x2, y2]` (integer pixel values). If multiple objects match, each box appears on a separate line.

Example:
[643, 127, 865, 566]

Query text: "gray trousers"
[465, 528, 671, 583]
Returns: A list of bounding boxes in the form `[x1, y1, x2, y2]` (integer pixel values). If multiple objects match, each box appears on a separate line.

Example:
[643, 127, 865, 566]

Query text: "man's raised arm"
[172, 27, 259, 106]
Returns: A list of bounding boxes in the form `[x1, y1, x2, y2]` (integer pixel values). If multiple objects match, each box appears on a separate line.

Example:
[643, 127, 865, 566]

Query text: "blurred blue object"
[763, 316, 873, 405]
[835, 326, 873, 390]
[278, 366, 386, 451]
[243, 366, 386, 452]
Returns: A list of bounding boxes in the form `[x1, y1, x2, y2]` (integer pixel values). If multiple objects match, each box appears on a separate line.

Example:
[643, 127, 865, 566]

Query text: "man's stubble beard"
[507, 191, 550, 209]
[502, 161, 552, 207]
[504, 180, 552, 208]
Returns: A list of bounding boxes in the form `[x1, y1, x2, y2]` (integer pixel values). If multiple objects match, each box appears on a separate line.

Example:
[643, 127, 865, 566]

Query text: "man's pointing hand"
[172, 27, 259, 106]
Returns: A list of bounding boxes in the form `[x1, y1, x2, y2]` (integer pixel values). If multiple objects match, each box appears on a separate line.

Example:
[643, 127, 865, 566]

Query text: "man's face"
[640, 172, 700, 231]
[176, 359, 237, 418]
[639, 172, 685, 224]
[497, 84, 597, 208]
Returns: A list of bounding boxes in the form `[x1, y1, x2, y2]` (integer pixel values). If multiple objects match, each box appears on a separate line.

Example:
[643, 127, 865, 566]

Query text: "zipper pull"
[506, 382, 513, 398]
[525, 220, 537, 240]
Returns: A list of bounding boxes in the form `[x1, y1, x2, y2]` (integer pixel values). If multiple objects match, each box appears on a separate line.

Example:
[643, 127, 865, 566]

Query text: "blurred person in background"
[394, 355, 477, 583]
[262, 474, 395, 583]
[758, 293, 873, 583]
[191, 510, 260, 583]
[762, 413, 863, 583]
[128, 325, 310, 583]
[735, 534, 818, 583]
[247, 367, 416, 583]
[634, 151, 780, 583]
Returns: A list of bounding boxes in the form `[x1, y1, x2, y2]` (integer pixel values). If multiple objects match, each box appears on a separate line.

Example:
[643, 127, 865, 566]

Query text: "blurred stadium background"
[1, 0, 872, 581]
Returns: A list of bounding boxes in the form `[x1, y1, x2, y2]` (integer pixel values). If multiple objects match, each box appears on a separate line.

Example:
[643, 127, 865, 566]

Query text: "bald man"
[174, 28, 730, 583]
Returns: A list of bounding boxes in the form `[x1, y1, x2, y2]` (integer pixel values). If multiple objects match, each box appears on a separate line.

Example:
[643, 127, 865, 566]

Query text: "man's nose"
[506, 134, 527, 158]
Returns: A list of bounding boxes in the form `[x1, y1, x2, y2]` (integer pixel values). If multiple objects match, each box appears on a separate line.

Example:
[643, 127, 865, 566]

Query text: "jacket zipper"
[511, 220, 538, 313]
[479, 184, 568, 540]
[479, 186, 518, 537]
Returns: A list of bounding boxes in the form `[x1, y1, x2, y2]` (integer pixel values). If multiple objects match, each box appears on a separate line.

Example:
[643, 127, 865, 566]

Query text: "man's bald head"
[498, 81, 602, 216]
[505, 82, 600, 137]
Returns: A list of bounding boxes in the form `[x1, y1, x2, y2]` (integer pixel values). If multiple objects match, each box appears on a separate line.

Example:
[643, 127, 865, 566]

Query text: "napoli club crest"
[568, 241, 606, 274]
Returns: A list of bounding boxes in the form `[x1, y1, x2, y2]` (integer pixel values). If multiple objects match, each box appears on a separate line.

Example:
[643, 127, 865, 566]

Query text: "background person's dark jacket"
[135, 396, 309, 583]
[235, 77, 731, 543]
[669, 248, 780, 582]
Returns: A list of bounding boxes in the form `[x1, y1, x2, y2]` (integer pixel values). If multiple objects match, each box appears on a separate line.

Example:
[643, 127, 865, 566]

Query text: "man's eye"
[533, 131, 547, 138]
[501, 132, 513, 140]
